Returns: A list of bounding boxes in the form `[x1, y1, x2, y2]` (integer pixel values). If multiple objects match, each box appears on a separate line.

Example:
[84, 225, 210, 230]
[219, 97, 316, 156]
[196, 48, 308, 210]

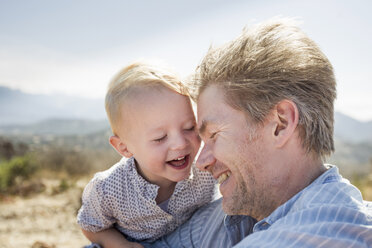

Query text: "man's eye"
[153, 135, 166, 142]
[210, 132, 217, 139]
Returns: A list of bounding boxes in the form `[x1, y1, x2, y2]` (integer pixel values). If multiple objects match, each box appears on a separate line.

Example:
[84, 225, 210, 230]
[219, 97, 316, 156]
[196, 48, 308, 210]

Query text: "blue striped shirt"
[143, 198, 256, 248]
[144, 166, 372, 247]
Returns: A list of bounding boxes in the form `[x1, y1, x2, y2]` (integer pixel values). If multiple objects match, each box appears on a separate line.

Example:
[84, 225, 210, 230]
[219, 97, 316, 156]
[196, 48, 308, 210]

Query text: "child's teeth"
[176, 156, 185, 161]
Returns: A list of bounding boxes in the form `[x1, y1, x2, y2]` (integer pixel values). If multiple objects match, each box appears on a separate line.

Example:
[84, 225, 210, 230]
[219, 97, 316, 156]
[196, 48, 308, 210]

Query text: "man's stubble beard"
[223, 164, 275, 220]
[222, 129, 275, 219]
[227, 172, 256, 216]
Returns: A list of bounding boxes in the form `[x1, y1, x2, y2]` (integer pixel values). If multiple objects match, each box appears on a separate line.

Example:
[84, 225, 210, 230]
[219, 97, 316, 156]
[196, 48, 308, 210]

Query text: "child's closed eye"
[185, 126, 195, 131]
[153, 135, 167, 143]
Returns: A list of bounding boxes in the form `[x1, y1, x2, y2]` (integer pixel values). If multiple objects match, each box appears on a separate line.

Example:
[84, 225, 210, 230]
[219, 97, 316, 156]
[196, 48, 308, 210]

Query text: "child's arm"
[82, 227, 144, 248]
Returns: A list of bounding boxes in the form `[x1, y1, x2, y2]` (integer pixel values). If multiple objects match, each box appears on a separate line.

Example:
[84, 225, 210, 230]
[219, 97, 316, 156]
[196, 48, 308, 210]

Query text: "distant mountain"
[1, 85, 372, 142]
[0, 118, 110, 136]
[334, 112, 372, 143]
[0, 86, 106, 125]
[328, 138, 372, 177]
[0, 86, 370, 179]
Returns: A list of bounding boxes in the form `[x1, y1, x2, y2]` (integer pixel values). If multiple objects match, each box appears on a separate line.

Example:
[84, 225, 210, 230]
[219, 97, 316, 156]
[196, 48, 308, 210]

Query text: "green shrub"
[37, 148, 92, 176]
[35, 146, 107, 177]
[0, 155, 38, 192]
[0, 137, 29, 160]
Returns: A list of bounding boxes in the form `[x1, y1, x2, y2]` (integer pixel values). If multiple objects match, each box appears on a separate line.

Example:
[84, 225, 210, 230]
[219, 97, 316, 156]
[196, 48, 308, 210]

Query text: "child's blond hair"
[105, 62, 189, 135]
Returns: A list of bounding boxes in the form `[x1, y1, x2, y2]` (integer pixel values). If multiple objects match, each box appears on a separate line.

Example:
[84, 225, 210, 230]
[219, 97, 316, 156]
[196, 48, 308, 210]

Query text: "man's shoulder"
[237, 182, 372, 248]
[239, 169, 372, 247]
[286, 185, 371, 225]
[299, 181, 360, 207]
[283, 170, 371, 226]
[293, 169, 364, 211]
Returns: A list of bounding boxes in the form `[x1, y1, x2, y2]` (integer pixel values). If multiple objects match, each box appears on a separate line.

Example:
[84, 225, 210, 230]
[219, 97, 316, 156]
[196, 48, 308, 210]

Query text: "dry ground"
[1, 176, 371, 248]
[0, 179, 89, 248]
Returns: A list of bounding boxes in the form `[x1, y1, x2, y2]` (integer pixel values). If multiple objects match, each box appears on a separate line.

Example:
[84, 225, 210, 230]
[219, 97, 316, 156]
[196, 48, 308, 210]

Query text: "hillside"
[328, 139, 372, 177]
[334, 112, 372, 143]
[0, 118, 370, 179]
[0, 118, 109, 136]
[0, 86, 106, 125]
[0, 85, 371, 178]
[1, 85, 372, 142]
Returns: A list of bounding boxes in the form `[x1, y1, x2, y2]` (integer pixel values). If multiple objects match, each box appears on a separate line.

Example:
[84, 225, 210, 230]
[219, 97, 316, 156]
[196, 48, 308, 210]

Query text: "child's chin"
[174, 171, 191, 182]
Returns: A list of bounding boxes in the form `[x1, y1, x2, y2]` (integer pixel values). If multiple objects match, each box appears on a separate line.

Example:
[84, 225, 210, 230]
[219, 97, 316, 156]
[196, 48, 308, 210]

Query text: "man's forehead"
[197, 105, 229, 136]
[196, 101, 219, 135]
[196, 85, 226, 133]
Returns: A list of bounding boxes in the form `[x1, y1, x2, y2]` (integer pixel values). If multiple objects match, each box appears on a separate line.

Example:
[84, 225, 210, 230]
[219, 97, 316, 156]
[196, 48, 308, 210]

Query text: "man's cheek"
[214, 141, 233, 162]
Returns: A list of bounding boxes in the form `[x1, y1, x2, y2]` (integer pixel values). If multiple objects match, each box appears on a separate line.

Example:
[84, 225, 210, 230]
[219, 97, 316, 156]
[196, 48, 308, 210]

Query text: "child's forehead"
[120, 87, 194, 123]
[117, 95, 195, 140]
[124, 85, 189, 106]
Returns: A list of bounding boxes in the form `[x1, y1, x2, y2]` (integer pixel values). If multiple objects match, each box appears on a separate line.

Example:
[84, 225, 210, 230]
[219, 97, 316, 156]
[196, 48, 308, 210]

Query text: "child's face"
[118, 87, 201, 186]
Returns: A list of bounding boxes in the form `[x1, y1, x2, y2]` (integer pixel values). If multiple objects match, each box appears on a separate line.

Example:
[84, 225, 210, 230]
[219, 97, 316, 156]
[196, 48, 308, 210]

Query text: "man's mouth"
[217, 171, 231, 184]
[166, 154, 190, 170]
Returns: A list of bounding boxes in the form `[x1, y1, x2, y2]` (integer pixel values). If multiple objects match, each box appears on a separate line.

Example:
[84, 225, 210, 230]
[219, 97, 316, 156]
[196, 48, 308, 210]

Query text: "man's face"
[196, 85, 280, 219]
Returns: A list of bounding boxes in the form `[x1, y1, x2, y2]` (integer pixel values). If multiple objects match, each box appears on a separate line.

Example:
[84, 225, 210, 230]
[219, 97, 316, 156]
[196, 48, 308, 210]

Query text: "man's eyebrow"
[198, 120, 209, 136]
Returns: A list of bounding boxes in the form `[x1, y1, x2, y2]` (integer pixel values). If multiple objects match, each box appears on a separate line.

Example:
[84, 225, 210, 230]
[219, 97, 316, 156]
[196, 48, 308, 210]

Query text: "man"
[144, 18, 372, 247]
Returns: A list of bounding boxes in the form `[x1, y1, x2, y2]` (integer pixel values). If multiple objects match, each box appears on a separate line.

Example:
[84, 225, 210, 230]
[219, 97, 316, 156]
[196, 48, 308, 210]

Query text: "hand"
[123, 242, 144, 248]
[81, 228, 144, 248]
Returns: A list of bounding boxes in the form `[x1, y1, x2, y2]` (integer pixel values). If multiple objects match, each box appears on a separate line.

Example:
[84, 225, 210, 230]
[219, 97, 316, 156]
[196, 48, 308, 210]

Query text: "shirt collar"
[123, 157, 197, 200]
[125, 157, 159, 200]
[253, 165, 341, 232]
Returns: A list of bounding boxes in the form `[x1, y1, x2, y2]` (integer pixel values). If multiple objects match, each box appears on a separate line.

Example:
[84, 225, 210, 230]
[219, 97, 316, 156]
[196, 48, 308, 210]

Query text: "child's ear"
[109, 135, 133, 158]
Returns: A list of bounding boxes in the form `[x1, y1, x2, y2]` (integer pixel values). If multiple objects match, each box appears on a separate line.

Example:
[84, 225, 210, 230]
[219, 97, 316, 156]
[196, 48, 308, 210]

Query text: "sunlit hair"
[193, 18, 337, 159]
[105, 61, 189, 135]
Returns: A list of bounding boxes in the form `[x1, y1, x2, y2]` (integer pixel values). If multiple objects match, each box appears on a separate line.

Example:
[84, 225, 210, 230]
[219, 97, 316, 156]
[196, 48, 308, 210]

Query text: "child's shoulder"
[86, 157, 135, 191]
[96, 157, 131, 177]
[81, 157, 140, 207]
[190, 164, 216, 185]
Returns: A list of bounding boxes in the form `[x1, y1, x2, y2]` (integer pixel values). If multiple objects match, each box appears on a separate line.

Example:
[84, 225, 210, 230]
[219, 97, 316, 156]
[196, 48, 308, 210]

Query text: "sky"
[0, 0, 371, 121]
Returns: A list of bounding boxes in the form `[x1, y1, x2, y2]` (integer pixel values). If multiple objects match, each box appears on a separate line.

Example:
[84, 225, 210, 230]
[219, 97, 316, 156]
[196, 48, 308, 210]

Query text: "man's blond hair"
[105, 62, 189, 135]
[193, 18, 337, 159]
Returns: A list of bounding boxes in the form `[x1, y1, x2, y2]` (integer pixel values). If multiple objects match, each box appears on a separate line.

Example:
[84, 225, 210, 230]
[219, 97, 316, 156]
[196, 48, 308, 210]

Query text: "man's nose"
[196, 144, 216, 172]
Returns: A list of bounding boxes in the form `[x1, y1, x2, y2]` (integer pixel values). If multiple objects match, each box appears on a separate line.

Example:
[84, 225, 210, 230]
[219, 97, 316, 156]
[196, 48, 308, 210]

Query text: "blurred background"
[0, 0, 371, 247]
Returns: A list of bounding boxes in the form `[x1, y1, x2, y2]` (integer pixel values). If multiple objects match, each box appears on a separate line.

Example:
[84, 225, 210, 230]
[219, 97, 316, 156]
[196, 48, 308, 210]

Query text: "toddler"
[77, 62, 216, 248]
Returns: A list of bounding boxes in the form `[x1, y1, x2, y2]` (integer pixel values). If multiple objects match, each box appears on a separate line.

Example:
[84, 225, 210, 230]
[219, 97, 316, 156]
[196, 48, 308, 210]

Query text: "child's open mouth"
[166, 154, 190, 170]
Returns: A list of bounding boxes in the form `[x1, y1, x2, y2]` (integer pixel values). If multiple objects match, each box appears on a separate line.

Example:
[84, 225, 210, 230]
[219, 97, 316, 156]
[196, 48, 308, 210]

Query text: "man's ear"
[271, 100, 299, 148]
[109, 135, 133, 158]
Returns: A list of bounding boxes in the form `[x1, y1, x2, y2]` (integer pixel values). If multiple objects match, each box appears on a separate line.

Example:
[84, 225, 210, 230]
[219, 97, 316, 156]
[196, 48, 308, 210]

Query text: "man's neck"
[256, 154, 326, 221]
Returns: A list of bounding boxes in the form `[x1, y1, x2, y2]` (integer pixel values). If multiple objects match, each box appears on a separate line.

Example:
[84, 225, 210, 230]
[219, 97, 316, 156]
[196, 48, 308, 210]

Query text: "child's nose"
[170, 134, 188, 150]
[196, 144, 216, 172]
